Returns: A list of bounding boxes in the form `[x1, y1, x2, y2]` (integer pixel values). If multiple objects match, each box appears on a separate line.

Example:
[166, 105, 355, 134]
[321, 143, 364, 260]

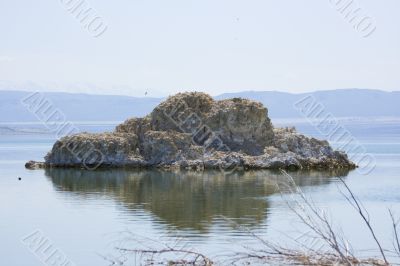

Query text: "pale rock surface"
[26, 92, 355, 171]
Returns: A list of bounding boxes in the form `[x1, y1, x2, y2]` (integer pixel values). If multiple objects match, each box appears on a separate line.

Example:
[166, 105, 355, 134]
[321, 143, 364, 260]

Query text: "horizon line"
[0, 87, 398, 98]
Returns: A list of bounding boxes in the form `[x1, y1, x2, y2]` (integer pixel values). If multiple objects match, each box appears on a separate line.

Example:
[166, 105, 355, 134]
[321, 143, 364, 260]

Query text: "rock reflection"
[45, 168, 350, 232]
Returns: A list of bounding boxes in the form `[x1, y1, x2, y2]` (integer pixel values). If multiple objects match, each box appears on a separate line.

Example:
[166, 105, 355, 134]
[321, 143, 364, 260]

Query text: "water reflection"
[45, 168, 350, 232]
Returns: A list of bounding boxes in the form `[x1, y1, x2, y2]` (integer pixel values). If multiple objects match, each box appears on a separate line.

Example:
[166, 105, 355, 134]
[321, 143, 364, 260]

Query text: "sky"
[0, 0, 399, 97]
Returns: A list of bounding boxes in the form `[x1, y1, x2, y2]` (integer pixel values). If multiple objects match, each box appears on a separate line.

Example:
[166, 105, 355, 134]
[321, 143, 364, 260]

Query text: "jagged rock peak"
[119, 91, 274, 155]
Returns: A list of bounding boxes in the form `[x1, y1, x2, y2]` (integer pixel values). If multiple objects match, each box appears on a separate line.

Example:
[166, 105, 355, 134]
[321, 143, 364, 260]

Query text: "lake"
[1, 119, 399, 265]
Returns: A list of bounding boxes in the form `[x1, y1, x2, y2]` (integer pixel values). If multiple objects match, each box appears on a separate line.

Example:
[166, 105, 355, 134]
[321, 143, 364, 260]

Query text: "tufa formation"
[25, 92, 356, 171]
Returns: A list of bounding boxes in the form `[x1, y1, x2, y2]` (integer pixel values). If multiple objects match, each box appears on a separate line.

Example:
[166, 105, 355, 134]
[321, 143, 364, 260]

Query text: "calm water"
[1, 120, 400, 265]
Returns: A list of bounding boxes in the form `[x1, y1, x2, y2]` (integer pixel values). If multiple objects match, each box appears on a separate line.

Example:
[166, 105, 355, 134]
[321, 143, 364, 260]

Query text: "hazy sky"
[0, 0, 399, 96]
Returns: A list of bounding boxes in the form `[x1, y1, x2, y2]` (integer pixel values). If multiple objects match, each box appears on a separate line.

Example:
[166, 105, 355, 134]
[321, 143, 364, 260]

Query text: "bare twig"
[389, 209, 400, 257]
[337, 177, 389, 265]
[279, 170, 354, 265]
[116, 247, 213, 265]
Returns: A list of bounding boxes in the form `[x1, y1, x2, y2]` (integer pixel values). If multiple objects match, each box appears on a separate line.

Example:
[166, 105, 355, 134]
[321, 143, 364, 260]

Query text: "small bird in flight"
[18, 177, 21, 180]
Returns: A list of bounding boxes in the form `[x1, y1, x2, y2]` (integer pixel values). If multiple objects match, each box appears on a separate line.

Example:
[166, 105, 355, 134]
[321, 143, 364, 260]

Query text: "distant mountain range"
[216, 89, 400, 119]
[0, 89, 399, 122]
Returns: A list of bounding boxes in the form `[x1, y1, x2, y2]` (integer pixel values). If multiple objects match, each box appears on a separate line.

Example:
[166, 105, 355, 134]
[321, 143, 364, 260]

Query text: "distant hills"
[0, 90, 162, 122]
[0, 89, 399, 122]
[216, 89, 400, 118]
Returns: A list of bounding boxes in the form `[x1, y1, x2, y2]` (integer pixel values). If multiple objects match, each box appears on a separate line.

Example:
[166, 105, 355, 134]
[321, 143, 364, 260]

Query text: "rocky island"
[25, 92, 356, 171]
